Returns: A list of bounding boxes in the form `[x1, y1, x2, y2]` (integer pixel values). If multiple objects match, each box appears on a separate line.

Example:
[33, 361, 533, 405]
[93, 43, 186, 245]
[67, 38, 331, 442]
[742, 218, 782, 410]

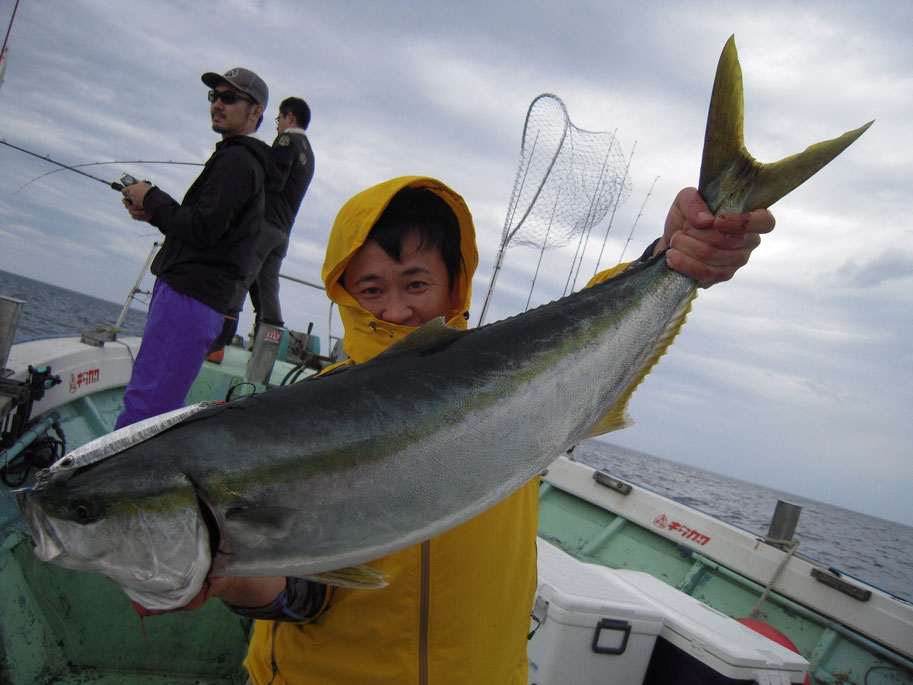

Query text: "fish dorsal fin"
[304, 564, 389, 589]
[699, 35, 872, 215]
[585, 276, 697, 439]
[375, 317, 467, 358]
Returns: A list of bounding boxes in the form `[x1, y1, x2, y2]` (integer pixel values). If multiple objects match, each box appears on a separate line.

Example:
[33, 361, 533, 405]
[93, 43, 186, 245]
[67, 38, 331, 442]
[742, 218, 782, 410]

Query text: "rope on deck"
[748, 537, 800, 619]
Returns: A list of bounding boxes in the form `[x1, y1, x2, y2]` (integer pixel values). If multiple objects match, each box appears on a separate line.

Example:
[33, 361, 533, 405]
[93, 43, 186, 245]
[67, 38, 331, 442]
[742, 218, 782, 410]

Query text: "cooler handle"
[591, 618, 631, 655]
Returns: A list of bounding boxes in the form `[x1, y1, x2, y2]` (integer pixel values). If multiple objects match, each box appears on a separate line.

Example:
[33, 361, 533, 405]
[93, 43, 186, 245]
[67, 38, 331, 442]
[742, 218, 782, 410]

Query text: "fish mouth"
[16, 491, 68, 563]
[15, 480, 216, 612]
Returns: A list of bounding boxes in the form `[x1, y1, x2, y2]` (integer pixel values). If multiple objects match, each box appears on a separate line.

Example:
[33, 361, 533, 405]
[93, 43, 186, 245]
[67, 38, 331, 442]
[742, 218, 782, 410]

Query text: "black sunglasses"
[208, 89, 255, 105]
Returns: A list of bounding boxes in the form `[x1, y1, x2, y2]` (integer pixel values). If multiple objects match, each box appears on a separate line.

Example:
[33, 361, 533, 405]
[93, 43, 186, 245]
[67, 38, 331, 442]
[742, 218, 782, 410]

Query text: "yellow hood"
[321, 176, 479, 363]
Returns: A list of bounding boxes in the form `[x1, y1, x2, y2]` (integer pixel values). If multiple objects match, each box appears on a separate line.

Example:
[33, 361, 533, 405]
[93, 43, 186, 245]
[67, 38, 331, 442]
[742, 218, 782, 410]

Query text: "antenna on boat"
[562, 132, 617, 296]
[0, 0, 20, 93]
[616, 175, 659, 265]
[478, 94, 631, 324]
[592, 142, 637, 276]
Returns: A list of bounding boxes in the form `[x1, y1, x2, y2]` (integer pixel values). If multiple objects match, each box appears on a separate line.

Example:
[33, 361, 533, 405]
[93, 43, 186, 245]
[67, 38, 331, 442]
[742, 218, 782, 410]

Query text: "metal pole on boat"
[278, 273, 325, 292]
[0, 295, 23, 377]
[114, 242, 160, 332]
[617, 175, 659, 265]
[767, 499, 802, 550]
[594, 143, 637, 273]
[1, 0, 20, 61]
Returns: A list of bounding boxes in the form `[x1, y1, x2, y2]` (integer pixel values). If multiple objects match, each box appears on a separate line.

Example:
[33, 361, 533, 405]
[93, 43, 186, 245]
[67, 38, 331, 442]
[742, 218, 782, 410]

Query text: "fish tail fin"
[306, 564, 389, 589]
[585, 281, 697, 439]
[746, 123, 873, 210]
[699, 35, 873, 214]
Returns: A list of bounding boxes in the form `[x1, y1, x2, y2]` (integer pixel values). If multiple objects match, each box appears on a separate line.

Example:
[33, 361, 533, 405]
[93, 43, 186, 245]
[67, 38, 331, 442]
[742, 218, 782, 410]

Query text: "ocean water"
[571, 440, 913, 602]
[2, 269, 911, 603]
[1, 269, 147, 341]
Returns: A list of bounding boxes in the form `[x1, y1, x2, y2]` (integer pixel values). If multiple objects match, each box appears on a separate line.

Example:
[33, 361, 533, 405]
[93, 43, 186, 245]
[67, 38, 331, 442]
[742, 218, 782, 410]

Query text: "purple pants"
[115, 279, 223, 430]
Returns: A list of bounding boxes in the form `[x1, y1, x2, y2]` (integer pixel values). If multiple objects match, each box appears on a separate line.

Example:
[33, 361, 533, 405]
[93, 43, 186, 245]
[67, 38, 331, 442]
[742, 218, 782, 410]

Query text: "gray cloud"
[835, 251, 913, 288]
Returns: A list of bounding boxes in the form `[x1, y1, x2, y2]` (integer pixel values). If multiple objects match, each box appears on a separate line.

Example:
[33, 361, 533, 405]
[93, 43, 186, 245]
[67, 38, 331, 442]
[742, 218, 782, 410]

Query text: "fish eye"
[72, 501, 98, 523]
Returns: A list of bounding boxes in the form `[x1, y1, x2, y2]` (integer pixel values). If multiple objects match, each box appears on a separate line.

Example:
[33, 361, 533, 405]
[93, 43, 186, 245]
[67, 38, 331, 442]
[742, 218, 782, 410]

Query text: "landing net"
[479, 94, 632, 323]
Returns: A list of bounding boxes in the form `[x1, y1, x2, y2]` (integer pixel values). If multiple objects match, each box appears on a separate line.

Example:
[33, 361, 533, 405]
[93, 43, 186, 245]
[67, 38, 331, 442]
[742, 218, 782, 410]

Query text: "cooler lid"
[603, 568, 809, 677]
[536, 539, 665, 628]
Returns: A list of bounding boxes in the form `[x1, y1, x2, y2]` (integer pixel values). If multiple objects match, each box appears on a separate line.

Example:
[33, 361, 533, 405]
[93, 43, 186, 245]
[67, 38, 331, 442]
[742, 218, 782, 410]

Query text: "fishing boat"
[1, 271, 911, 685]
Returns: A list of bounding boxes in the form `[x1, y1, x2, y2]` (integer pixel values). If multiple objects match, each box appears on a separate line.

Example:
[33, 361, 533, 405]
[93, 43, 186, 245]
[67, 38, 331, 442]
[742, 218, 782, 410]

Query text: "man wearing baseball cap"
[202, 67, 269, 127]
[116, 66, 279, 430]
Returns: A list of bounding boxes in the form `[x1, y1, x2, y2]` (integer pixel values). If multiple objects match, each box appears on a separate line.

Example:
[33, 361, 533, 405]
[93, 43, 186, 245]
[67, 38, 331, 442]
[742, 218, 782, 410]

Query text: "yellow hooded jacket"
[242, 176, 667, 684]
[244, 177, 541, 684]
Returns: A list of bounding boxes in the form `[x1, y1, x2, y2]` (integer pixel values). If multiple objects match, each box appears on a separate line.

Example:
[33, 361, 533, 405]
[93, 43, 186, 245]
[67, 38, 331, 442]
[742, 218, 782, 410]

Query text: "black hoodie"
[143, 135, 280, 314]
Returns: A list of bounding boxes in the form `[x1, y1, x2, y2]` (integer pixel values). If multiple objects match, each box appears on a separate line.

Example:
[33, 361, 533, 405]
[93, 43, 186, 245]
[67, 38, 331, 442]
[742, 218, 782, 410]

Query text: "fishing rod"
[1, 138, 137, 191]
[1, 0, 20, 59]
[16, 159, 204, 194]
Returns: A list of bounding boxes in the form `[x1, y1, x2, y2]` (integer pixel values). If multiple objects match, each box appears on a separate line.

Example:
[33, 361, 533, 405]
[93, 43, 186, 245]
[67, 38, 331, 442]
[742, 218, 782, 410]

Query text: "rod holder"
[0, 295, 24, 377]
[246, 323, 286, 386]
[767, 499, 802, 548]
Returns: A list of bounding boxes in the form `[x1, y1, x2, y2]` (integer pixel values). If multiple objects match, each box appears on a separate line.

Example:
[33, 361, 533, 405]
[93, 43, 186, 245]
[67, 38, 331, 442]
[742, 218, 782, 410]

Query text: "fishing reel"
[116, 174, 149, 205]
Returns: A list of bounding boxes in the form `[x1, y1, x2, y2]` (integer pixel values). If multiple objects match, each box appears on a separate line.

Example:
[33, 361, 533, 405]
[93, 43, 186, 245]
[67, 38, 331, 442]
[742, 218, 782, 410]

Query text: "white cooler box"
[596, 567, 809, 684]
[528, 540, 664, 685]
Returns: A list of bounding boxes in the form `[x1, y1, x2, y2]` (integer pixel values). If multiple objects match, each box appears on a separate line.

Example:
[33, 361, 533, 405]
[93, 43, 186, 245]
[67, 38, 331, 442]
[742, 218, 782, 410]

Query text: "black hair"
[280, 96, 311, 130]
[367, 186, 463, 290]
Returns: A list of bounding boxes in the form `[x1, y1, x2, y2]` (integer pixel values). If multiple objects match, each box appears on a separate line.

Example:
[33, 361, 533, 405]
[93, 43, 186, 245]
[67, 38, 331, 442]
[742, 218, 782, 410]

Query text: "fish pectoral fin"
[305, 564, 389, 589]
[224, 506, 297, 539]
[584, 410, 634, 438]
[699, 35, 873, 214]
[585, 283, 697, 440]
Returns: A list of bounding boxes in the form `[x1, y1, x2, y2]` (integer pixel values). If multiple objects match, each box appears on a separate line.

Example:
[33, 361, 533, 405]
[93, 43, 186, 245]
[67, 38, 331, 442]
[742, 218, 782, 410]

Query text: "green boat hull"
[538, 471, 913, 684]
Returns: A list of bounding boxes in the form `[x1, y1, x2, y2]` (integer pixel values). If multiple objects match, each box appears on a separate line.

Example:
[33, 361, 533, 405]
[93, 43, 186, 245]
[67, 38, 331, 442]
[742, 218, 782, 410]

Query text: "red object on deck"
[736, 617, 810, 685]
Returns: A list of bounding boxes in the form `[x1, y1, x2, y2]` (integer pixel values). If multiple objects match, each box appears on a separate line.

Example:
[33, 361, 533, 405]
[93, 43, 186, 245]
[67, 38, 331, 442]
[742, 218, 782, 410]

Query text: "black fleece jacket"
[143, 135, 279, 314]
[264, 130, 314, 235]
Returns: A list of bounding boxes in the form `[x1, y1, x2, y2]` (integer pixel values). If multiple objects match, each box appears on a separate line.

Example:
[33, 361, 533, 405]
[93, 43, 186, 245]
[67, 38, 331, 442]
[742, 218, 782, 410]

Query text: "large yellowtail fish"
[15, 36, 871, 611]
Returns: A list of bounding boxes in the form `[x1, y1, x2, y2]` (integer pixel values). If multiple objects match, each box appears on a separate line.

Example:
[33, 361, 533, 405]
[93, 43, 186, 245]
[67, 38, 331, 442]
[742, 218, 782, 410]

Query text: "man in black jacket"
[117, 67, 276, 429]
[249, 96, 315, 331]
[206, 96, 315, 360]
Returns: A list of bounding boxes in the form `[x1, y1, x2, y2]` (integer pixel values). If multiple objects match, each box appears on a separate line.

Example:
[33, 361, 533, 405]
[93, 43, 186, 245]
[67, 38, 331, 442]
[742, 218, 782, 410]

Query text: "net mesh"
[500, 94, 632, 250]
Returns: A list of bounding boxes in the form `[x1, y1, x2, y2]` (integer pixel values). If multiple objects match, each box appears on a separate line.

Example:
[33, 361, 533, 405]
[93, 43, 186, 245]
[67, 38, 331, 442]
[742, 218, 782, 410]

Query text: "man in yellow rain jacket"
[202, 175, 773, 683]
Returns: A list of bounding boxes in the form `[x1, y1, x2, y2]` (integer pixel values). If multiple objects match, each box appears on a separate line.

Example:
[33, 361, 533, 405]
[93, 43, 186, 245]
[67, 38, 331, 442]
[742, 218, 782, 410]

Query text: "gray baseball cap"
[201, 67, 268, 107]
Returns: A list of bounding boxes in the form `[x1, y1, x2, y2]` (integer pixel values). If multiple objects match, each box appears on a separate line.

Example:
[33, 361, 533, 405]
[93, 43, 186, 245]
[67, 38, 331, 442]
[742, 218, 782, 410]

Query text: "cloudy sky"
[0, 1, 910, 525]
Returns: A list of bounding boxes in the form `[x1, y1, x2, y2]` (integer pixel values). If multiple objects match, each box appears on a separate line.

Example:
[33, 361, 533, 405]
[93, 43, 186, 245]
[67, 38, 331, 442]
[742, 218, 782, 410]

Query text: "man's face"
[342, 232, 459, 328]
[276, 111, 291, 134]
[210, 84, 261, 137]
